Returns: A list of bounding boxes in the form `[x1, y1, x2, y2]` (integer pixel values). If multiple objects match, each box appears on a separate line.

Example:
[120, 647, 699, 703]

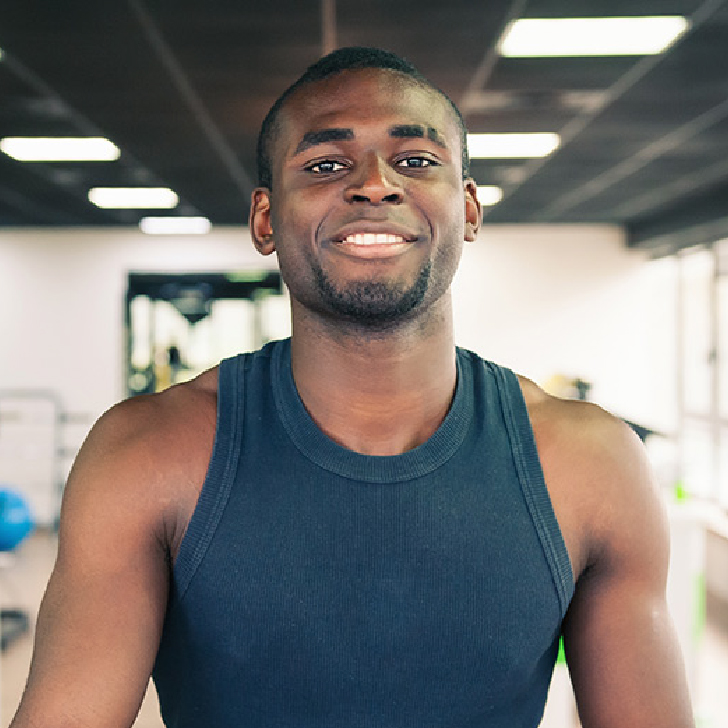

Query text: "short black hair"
[255, 46, 470, 189]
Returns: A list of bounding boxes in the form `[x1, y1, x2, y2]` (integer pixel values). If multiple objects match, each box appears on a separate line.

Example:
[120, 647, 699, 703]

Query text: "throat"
[322, 401, 450, 456]
[291, 347, 458, 457]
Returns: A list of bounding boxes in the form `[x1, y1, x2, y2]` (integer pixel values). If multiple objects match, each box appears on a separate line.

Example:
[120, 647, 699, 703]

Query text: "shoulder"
[64, 367, 220, 558]
[78, 367, 218, 479]
[517, 375, 669, 581]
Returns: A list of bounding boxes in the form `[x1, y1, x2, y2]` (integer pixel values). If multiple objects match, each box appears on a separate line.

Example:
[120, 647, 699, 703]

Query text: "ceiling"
[1, 0, 727, 255]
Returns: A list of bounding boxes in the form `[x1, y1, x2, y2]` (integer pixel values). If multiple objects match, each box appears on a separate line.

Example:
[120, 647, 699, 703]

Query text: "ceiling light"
[140, 216, 211, 235]
[1, 137, 120, 161]
[499, 16, 689, 57]
[467, 133, 560, 158]
[88, 187, 178, 209]
[476, 186, 503, 206]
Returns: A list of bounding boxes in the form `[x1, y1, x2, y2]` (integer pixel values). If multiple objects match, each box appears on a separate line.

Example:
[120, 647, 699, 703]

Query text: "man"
[12, 47, 694, 727]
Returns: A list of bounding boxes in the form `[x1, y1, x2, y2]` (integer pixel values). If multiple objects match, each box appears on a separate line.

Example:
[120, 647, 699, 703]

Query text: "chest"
[175, 466, 564, 703]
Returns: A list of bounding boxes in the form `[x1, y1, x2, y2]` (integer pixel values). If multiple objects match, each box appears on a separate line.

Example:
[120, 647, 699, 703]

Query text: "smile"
[340, 233, 407, 245]
[331, 230, 415, 259]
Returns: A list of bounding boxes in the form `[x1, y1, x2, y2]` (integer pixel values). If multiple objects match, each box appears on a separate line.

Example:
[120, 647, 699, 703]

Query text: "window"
[677, 240, 728, 506]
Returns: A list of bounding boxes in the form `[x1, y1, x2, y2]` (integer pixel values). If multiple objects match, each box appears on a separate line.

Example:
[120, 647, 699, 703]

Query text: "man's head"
[249, 47, 480, 332]
[256, 46, 470, 191]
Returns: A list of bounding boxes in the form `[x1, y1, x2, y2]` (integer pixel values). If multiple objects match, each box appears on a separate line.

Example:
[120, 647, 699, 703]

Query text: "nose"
[344, 153, 404, 205]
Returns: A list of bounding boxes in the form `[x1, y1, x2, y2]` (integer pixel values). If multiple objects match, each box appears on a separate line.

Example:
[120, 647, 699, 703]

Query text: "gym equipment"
[0, 486, 34, 550]
[125, 271, 284, 395]
[0, 486, 34, 653]
[0, 389, 86, 528]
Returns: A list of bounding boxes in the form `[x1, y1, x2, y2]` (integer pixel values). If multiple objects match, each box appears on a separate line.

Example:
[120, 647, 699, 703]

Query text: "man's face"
[251, 68, 480, 329]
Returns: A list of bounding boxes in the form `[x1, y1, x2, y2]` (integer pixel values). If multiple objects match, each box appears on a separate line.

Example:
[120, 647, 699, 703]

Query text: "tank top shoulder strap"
[487, 361, 575, 615]
[173, 353, 247, 597]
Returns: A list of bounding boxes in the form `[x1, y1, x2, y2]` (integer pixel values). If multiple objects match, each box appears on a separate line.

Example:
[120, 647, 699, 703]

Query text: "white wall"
[0, 223, 679, 428]
[453, 224, 678, 433]
[0, 227, 280, 421]
[0, 223, 678, 519]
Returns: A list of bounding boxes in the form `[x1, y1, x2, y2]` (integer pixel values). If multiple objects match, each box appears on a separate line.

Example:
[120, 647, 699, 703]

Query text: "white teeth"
[341, 233, 406, 245]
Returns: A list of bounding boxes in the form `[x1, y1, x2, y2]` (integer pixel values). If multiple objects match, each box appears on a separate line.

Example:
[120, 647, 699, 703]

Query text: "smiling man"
[12, 47, 694, 728]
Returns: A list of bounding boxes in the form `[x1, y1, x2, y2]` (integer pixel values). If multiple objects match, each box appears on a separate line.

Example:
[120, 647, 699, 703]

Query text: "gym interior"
[1, 3, 728, 727]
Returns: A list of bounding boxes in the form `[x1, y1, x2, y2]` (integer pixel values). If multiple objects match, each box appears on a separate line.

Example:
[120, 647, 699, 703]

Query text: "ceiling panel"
[0, 0, 726, 254]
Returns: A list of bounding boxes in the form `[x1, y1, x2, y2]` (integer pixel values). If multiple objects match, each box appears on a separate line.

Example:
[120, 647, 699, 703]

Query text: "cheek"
[429, 192, 467, 245]
[430, 197, 467, 272]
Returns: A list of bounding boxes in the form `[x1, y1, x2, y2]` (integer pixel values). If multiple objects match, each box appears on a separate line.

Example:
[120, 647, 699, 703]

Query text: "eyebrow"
[292, 124, 448, 155]
[389, 124, 448, 149]
[294, 128, 354, 155]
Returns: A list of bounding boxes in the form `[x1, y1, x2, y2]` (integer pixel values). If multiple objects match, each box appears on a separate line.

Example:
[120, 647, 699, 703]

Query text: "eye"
[305, 159, 348, 174]
[396, 155, 439, 170]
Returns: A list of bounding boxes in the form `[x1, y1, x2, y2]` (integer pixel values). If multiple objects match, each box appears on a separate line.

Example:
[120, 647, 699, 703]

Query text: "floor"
[2, 531, 728, 728]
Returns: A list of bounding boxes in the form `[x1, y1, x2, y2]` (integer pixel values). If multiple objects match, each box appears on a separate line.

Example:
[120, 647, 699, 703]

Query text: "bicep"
[11, 411, 172, 728]
[562, 423, 694, 728]
[564, 566, 692, 727]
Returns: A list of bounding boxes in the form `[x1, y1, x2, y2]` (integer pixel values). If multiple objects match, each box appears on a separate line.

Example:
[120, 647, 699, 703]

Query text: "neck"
[289, 298, 457, 456]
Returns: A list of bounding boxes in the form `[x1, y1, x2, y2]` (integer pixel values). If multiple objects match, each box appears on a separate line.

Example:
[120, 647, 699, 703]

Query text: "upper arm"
[11, 399, 177, 728]
[561, 413, 694, 727]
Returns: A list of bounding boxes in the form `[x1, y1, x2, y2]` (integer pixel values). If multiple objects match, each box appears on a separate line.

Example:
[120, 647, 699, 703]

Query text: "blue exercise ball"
[0, 487, 34, 551]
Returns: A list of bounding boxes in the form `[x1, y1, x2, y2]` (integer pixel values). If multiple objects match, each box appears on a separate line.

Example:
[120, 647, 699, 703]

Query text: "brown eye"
[306, 160, 347, 174]
[397, 156, 438, 169]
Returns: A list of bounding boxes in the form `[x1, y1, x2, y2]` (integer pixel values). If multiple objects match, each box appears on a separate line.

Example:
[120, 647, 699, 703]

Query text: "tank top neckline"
[270, 339, 474, 483]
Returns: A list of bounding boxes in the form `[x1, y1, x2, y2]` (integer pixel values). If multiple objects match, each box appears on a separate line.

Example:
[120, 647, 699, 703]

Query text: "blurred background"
[1, 1, 727, 726]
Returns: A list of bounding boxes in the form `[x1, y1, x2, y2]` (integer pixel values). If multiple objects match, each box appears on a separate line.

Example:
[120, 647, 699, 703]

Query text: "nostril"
[383, 193, 402, 203]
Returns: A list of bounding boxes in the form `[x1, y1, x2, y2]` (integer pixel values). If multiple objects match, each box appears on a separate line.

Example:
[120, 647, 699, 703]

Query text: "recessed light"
[476, 186, 504, 206]
[467, 133, 560, 159]
[0, 137, 120, 161]
[499, 16, 689, 57]
[88, 187, 178, 209]
[140, 216, 211, 234]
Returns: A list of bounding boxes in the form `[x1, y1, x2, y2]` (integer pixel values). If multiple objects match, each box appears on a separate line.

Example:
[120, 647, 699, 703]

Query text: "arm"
[561, 411, 694, 727]
[10, 396, 189, 728]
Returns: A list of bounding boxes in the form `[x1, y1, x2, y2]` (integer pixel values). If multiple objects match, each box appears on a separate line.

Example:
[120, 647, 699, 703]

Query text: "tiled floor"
[2, 531, 728, 727]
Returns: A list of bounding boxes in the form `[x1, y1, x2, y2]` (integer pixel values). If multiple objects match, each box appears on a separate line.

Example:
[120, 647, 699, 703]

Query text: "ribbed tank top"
[152, 339, 574, 727]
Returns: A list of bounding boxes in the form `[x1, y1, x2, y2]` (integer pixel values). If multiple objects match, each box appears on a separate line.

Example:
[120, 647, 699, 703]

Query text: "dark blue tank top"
[152, 339, 574, 727]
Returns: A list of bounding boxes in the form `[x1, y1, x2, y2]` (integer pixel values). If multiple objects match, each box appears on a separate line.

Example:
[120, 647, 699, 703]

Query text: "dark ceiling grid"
[0, 0, 726, 254]
[0, 48, 128, 225]
[538, 95, 728, 222]
[127, 0, 255, 202]
[459, 0, 531, 110]
[0, 6, 203, 226]
[484, 0, 726, 225]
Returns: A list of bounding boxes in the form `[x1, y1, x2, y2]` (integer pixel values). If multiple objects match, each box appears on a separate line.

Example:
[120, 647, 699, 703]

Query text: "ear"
[250, 187, 276, 256]
[463, 179, 481, 243]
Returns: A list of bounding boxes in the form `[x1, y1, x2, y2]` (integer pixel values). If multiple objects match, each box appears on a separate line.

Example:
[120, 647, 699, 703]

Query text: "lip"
[327, 222, 419, 259]
[329, 221, 420, 245]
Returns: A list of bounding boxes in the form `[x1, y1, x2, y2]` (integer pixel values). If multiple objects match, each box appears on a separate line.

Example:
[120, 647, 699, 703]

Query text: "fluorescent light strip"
[1, 137, 120, 161]
[499, 16, 689, 57]
[89, 187, 178, 209]
[140, 216, 211, 235]
[467, 133, 560, 159]
[476, 186, 503, 206]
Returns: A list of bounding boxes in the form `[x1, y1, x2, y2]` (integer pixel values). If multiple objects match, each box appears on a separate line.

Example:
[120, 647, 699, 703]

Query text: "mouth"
[330, 230, 416, 259]
[337, 232, 410, 245]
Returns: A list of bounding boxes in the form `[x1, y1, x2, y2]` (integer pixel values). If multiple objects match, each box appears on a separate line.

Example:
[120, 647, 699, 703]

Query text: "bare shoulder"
[9, 369, 221, 728]
[64, 366, 219, 558]
[516, 375, 668, 581]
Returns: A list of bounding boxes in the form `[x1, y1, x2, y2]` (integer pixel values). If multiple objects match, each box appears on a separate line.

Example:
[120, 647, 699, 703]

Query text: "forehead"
[276, 68, 459, 152]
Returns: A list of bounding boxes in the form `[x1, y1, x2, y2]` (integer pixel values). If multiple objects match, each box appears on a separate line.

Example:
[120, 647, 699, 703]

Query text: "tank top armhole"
[172, 354, 245, 599]
[491, 363, 575, 616]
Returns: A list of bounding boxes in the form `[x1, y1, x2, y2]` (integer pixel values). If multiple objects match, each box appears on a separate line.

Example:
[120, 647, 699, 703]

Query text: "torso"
[158, 361, 601, 584]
